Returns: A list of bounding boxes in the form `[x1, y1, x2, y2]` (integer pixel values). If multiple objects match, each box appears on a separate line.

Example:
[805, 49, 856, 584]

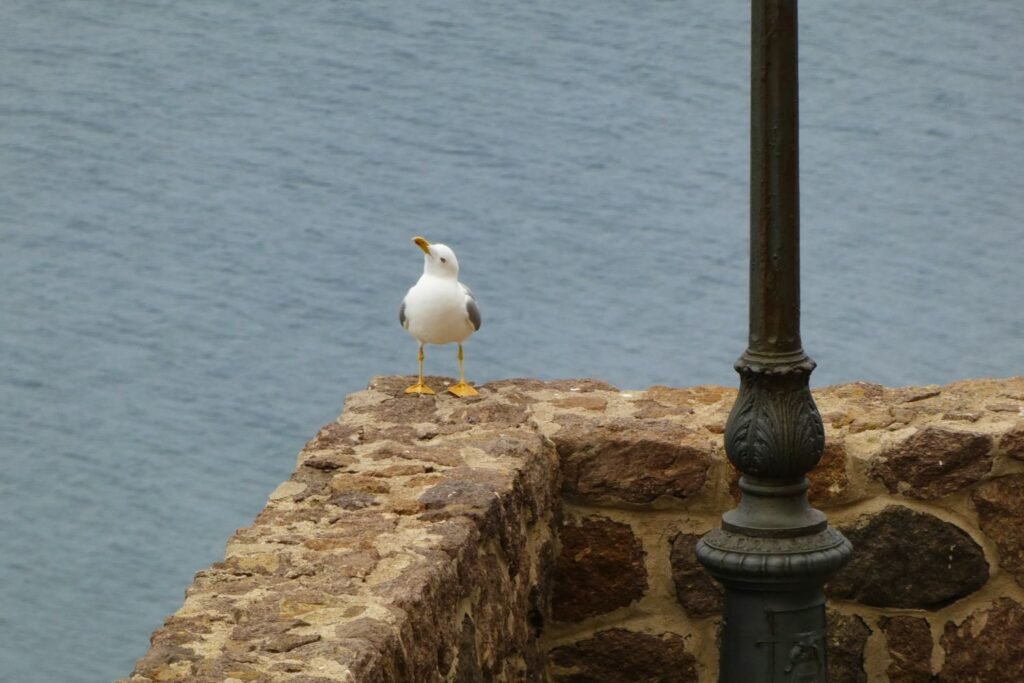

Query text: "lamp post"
[696, 2, 852, 680]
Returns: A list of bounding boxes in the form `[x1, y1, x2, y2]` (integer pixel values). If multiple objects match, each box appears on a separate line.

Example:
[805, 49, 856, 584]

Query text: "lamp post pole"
[696, 2, 852, 681]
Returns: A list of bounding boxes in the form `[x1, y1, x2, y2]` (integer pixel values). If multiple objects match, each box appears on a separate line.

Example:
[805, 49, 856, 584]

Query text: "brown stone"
[350, 389, 444, 422]
[461, 431, 538, 460]
[405, 473, 446, 488]
[826, 381, 886, 400]
[380, 424, 419, 443]
[880, 615, 933, 682]
[808, 440, 850, 506]
[132, 643, 201, 681]
[554, 415, 711, 505]
[827, 609, 871, 683]
[368, 442, 466, 468]
[828, 506, 988, 609]
[301, 452, 358, 471]
[870, 426, 993, 499]
[547, 629, 698, 683]
[479, 378, 550, 391]
[551, 516, 648, 622]
[453, 615, 484, 683]
[895, 387, 942, 403]
[973, 474, 1024, 587]
[669, 532, 723, 617]
[998, 422, 1024, 460]
[304, 421, 362, 450]
[633, 399, 692, 419]
[364, 464, 430, 477]
[419, 468, 513, 511]
[646, 385, 733, 406]
[262, 632, 321, 653]
[327, 490, 378, 510]
[448, 400, 531, 428]
[544, 379, 619, 392]
[848, 412, 897, 434]
[938, 598, 1024, 682]
[328, 473, 391, 495]
[633, 385, 731, 420]
[943, 410, 983, 422]
[552, 395, 608, 411]
[419, 479, 501, 514]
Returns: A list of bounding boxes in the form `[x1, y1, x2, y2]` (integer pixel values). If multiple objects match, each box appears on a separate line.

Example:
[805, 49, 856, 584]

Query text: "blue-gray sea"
[1, 1, 1022, 680]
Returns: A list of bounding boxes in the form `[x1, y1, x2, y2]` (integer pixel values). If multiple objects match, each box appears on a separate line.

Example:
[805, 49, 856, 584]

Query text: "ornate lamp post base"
[698, 493, 852, 679]
[698, 353, 851, 681]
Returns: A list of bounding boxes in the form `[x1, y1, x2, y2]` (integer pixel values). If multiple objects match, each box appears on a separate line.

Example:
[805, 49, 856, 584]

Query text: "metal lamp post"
[696, 1, 852, 680]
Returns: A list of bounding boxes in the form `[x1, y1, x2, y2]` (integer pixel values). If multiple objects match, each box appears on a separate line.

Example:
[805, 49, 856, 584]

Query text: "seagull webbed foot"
[447, 381, 478, 398]
[404, 382, 436, 396]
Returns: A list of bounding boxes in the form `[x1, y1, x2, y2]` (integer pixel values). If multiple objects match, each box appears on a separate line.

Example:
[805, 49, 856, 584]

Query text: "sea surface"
[1, 1, 1022, 680]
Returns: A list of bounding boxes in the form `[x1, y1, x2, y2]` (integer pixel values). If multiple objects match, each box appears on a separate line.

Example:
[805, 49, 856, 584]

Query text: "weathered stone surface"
[454, 615, 484, 683]
[880, 615, 933, 682]
[551, 516, 647, 622]
[998, 422, 1024, 460]
[551, 395, 608, 411]
[547, 629, 698, 683]
[939, 598, 1024, 682]
[827, 609, 871, 683]
[828, 506, 988, 609]
[633, 385, 731, 420]
[447, 399, 531, 428]
[122, 378, 561, 683]
[553, 415, 712, 504]
[669, 531, 723, 617]
[304, 421, 363, 450]
[123, 376, 1024, 683]
[420, 468, 512, 513]
[870, 426, 993, 499]
[808, 440, 850, 505]
[973, 474, 1024, 587]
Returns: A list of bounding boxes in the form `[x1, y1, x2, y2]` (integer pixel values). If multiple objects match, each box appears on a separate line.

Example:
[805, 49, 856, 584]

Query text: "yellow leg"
[405, 344, 435, 395]
[448, 343, 478, 397]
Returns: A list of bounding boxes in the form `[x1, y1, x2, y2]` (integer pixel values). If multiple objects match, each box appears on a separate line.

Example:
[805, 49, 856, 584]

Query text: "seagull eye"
[440, 257, 447, 263]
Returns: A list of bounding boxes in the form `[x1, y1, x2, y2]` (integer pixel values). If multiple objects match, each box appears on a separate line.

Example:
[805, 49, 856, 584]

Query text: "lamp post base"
[697, 513, 852, 682]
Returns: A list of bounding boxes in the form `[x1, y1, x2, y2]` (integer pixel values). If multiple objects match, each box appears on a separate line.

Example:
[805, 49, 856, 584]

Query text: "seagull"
[399, 236, 481, 397]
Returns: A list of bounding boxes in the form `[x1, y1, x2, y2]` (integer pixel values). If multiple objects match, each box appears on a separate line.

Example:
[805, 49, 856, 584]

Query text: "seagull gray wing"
[461, 283, 481, 331]
[399, 297, 408, 329]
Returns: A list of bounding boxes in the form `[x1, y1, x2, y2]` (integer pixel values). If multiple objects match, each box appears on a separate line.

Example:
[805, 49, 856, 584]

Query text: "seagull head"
[413, 236, 459, 278]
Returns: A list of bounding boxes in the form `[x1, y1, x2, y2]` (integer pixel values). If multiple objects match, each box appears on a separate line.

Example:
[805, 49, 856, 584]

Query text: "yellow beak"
[412, 236, 431, 255]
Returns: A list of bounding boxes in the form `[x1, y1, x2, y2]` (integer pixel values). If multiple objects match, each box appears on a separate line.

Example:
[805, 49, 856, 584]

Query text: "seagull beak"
[412, 236, 431, 255]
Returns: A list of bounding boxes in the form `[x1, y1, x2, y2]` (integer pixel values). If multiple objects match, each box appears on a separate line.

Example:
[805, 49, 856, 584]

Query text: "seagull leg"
[405, 343, 435, 395]
[448, 343, 478, 397]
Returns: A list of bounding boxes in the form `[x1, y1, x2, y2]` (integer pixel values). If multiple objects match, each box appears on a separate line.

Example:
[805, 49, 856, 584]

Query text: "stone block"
[553, 414, 711, 505]
[879, 615, 933, 682]
[551, 516, 647, 622]
[547, 629, 698, 683]
[808, 440, 850, 506]
[827, 608, 871, 683]
[669, 531, 723, 618]
[939, 598, 1024, 681]
[870, 425, 993, 499]
[997, 422, 1024, 460]
[828, 506, 988, 609]
[972, 474, 1024, 587]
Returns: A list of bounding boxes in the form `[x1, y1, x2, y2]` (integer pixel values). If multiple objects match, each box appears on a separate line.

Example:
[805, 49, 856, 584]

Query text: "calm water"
[1, 1, 1022, 680]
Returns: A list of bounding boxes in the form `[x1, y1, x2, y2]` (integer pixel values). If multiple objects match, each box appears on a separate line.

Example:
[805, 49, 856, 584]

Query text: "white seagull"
[399, 236, 481, 397]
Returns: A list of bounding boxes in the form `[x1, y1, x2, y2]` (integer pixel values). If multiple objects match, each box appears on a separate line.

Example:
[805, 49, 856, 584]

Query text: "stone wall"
[122, 376, 1024, 682]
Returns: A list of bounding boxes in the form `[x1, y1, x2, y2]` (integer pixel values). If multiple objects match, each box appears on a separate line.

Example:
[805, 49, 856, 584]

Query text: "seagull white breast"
[401, 275, 479, 345]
